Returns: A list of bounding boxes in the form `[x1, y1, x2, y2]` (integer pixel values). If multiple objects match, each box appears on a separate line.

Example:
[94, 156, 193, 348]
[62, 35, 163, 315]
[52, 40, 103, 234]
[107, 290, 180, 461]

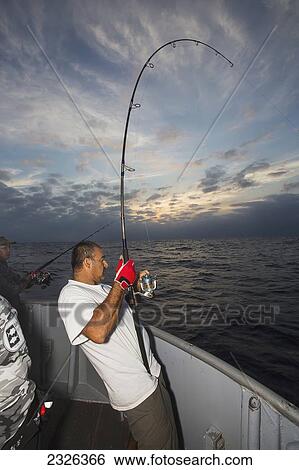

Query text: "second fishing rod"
[26, 221, 114, 287]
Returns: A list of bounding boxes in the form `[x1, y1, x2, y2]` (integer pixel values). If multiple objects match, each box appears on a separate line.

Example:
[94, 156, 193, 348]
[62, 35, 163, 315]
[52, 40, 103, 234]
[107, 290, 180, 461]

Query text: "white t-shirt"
[58, 280, 161, 411]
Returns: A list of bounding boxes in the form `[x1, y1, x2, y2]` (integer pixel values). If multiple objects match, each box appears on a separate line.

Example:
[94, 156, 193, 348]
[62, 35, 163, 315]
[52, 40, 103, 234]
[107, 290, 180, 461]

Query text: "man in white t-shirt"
[58, 241, 178, 449]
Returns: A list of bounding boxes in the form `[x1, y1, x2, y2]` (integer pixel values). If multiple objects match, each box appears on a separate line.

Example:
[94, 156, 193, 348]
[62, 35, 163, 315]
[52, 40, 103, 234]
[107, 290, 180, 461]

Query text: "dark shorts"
[125, 374, 179, 450]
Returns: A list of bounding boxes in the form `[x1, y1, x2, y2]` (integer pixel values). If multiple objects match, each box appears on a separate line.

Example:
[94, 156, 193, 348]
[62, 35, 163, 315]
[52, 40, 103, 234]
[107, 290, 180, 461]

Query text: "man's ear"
[83, 257, 92, 269]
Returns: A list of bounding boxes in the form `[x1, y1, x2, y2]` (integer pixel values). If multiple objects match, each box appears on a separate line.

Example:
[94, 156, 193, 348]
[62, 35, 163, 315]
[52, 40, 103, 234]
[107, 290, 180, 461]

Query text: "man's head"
[0, 236, 11, 262]
[72, 241, 108, 285]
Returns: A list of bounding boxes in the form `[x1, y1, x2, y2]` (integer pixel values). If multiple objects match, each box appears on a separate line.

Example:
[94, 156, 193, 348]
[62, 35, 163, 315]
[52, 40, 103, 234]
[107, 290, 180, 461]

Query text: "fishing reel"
[138, 273, 157, 298]
[28, 271, 52, 289]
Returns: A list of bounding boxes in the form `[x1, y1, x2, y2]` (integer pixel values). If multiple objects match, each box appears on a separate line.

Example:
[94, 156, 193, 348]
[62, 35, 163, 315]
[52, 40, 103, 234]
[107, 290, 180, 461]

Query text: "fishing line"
[176, 25, 277, 182]
[144, 221, 151, 243]
[26, 25, 119, 177]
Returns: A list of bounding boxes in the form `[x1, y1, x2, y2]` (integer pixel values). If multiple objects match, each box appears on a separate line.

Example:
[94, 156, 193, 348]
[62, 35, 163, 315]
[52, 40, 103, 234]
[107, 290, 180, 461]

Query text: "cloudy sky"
[1, 0, 299, 241]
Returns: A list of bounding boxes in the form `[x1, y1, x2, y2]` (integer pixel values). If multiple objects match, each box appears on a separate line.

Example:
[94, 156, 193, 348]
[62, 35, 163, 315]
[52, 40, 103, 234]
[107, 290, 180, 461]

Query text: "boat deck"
[40, 400, 130, 450]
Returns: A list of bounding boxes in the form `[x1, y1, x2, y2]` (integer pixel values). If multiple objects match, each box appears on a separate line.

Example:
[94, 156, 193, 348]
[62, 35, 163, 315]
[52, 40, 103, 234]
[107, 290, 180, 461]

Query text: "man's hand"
[21, 273, 35, 289]
[22, 271, 52, 289]
[114, 257, 136, 290]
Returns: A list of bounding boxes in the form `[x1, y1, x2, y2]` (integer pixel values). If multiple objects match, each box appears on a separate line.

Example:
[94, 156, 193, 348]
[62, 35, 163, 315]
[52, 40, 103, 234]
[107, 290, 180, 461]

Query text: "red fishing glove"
[114, 257, 136, 290]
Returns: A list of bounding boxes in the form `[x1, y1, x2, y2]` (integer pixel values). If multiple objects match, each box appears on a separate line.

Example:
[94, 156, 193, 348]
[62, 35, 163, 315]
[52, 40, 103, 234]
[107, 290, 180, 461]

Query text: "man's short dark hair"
[71, 241, 101, 270]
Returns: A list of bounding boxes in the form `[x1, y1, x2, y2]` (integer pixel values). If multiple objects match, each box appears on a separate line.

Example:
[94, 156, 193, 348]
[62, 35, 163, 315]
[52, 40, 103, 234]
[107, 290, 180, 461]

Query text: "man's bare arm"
[81, 282, 124, 343]
[81, 257, 137, 344]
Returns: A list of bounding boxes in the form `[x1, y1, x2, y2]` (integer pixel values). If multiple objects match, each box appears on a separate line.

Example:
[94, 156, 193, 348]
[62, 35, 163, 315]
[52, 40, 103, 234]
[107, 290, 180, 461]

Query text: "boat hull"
[23, 301, 299, 449]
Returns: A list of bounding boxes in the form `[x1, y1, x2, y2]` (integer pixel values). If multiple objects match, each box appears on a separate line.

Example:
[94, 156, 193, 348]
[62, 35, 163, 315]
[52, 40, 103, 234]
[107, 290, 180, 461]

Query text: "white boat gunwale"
[149, 325, 299, 427]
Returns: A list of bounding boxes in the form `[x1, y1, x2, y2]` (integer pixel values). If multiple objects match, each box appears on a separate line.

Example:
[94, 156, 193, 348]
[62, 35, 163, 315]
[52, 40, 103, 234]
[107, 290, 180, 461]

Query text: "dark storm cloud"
[91, 181, 110, 189]
[192, 160, 203, 167]
[247, 161, 271, 172]
[202, 184, 219, 193]
[0, 179, 120, 241]
[108, 188, 139, 201]
[233, 174, 255, 189]
[2, 174, 299, 240]
[146, 193, 161, 202]
[268, 170, 288, 177]
[205, 166, 224, 180]
[126, 189, 140, 201]
[222, 149, 244, 160]
[229, 202, 252, 208]
[71, 183, 88, 191]
[232, 161, 270, 188]
[46, 177, 62, 186]
[223, 149, 239, 160]
[67, 180, 113, 198]
[198, 165, 226, 193]
[25, 185, 42, 193]
[48, 173, 63, 178]
[0, 181, 23, 205]
[142, 210, 156, 216]
[215, 132, 274, 162]
[127, 193, 299, 240]
[0, 170, 12, 182]
[2, 176, 127, 224]
[189, 204, 204, 210]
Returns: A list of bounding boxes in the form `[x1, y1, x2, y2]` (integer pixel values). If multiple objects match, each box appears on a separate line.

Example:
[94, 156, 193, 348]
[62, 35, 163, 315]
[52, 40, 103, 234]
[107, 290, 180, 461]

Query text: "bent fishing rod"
[120, 39, 233, 374]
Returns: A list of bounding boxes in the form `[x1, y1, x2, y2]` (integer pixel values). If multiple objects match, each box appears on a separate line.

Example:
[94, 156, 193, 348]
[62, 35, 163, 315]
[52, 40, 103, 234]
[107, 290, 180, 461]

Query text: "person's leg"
[1, 394, 40, 450]
[158, 374, 179, 449]
[125, 376, 178, 450]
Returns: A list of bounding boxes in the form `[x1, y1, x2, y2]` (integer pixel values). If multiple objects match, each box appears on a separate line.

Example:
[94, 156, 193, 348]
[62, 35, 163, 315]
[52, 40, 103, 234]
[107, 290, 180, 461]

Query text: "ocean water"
[10, 237, 299, 407]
